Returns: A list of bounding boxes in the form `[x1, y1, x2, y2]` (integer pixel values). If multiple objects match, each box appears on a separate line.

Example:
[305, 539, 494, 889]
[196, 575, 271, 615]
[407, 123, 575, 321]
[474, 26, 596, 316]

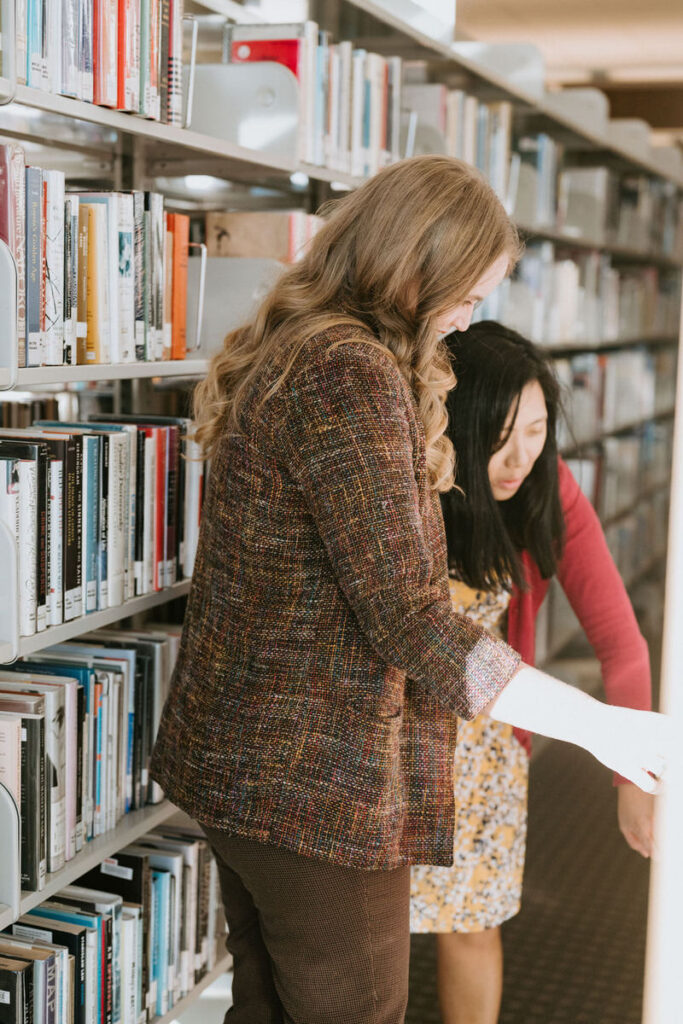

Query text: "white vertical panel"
[643, 296, 683, 1024]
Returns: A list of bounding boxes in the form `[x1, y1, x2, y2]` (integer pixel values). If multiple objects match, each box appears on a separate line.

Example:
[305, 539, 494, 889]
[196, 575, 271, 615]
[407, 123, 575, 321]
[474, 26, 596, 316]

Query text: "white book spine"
[16, 0, 28, 84]
[48, 458, 64, 626]
[63, 680, 78, 860]
[43, 687, 67, 873]
[107, 677, 119, 831]
[326, 46, 339, 170]
[44, 170, 65, 365]
[46, 0, 62, 93]
[350, 50, 366, 179]
[0, 718, 22, 822]
[0, 458, 20, 562]
[338, 41, 352, 175]
[105, 195, 121, 363]
[61, 0, 80, 95]
[124, 427, 137, 601]
[118, 195, 136, 362]
[17, 460, 38, 636]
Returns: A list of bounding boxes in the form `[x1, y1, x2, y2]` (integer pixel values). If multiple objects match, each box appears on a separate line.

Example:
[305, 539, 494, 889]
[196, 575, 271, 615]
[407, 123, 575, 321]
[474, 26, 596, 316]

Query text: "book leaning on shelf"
[0, 828, 226, 1024]
[0, 143, 191, 369]
[0, 417, 204, 639]
[0, 625, 186, 897]
[224, 20, 403, 174]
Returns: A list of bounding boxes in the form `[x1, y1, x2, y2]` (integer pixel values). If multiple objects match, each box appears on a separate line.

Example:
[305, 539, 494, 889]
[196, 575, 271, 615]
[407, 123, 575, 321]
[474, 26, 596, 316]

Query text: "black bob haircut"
[442, 320, 565, 593]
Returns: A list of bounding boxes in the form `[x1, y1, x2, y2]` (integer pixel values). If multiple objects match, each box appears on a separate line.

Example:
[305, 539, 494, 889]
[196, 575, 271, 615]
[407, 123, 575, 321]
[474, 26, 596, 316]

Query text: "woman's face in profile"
[434, 253, 510, 336]
[488, 380, 548, 501]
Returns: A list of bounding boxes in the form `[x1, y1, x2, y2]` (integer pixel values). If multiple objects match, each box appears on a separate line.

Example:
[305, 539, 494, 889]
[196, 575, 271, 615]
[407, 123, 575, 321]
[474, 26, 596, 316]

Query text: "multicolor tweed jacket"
[150, 324, 521, 869]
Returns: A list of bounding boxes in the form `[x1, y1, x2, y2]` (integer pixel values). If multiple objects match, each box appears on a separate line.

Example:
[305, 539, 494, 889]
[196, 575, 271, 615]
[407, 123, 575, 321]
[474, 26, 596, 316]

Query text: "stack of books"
[17, 0, 184, 124]
[0, 824, 226, 1024]
[0, 142, 191, 369]
[0, 624, 187, 892]
[0, 415, 204, 637]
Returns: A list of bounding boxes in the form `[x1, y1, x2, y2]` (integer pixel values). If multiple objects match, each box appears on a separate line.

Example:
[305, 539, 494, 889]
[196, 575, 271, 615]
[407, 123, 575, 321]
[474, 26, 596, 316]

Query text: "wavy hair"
[193, 155, 521, 492]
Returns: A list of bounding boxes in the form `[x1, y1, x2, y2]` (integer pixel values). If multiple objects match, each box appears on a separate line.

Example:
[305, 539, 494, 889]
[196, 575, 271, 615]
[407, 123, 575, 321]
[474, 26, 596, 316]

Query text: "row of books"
[0, 824, 225, 1024]
[555, 347, 676, 449]
[566, 419, 673, 523]
[557, 166, 683, 258]
[400, 75, 512, 201]
[0, 144, 191, 368]
[485, 241, 682, 346]
[0, 625, 181, 891]
[16, 0, 184, 123]
[225, 20, 403, 175]
[204, 210, 324, 262]
[0, 415, 204, 638]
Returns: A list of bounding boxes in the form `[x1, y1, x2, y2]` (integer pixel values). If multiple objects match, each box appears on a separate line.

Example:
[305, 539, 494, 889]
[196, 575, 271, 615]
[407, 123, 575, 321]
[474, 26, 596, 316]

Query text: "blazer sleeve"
[556, 459, 652, 716]
[275, 340, 521, 720]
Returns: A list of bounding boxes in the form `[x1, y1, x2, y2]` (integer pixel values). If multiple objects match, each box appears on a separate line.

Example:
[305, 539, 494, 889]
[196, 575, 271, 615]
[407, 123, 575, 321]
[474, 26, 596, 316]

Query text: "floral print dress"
[410, 576, 529, 933]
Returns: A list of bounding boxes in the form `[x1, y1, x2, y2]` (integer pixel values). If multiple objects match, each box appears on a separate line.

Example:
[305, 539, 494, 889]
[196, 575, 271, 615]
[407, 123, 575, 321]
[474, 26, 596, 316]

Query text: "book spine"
[79, 0, 94, 101]
[20, 716, 46, 890]
[118, 195, 136, 362]
[105, 195, 120, 363]
[27, 0, 46, 88]
[164, 428, 178, 586]
[47, 455, 64, 626]
[125, 430, 137, 601]
[64, 436, 84, 619]
[45, 0, 63, 94]
[98, 435, 109, 609]
[143, 432, 154, 593]
[44, 169, 65, 365]
[63, 199, 74, 364]
[82, 437, 99, 612]
[169, 213, 188, 359]
[158, 0, 170, 123]
[131, 192, 145, 360]
[16, 460, 37, 635]
[17, 0, 28, 84]
[75, 683, 85, 851]
[153, 429, 166, 591]
[162, 219, 172, 359]
[25, 167, 43, 367]
[118, 0, 141, 111]
[9, 147, 27, 369]
[133, 429, 145, 594]
[44, 689, 67, 873]
[167, 0, 183, 126]
[138, 0, 150, 117]
[76, 203, 89, 363]
[108, 436, 126, 606]
[62, 0, 80, 95]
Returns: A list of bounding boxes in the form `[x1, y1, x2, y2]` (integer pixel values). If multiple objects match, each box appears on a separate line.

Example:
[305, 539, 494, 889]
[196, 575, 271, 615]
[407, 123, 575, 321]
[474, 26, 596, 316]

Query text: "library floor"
[406, 737, 652, 1024]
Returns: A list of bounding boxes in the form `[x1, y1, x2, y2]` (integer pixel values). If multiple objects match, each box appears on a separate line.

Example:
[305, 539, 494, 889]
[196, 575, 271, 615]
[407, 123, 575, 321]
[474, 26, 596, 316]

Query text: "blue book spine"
[25, 166, 43, 366]
[26, 0, 45, 87]
[151, 870, 169, 1016]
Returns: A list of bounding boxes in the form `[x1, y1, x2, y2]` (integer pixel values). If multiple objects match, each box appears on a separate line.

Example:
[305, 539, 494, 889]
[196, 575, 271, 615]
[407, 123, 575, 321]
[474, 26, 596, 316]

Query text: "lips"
[497, 479, 522, 489]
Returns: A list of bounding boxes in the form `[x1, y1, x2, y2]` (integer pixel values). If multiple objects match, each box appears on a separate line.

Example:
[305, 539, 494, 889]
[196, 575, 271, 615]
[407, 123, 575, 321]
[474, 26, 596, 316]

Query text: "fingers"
[621, 827, 652, 858]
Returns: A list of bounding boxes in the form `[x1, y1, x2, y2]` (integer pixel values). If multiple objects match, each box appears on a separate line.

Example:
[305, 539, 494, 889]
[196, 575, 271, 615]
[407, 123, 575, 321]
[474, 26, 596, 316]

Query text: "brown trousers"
[202, 827, 411, 1024]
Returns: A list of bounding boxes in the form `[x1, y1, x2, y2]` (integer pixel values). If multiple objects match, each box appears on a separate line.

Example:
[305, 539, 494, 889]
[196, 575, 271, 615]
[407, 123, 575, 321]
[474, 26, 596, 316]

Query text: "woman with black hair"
[411, 322, 655, 1024]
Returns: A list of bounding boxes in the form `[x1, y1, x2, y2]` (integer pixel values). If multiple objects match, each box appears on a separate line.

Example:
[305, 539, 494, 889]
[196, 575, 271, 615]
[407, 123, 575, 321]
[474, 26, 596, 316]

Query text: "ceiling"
[455, 0, 683, 146]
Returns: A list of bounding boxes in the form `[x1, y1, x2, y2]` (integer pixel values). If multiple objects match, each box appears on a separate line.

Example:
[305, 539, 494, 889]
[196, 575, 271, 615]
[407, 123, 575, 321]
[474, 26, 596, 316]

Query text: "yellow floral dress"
[410, 576, 529, 933]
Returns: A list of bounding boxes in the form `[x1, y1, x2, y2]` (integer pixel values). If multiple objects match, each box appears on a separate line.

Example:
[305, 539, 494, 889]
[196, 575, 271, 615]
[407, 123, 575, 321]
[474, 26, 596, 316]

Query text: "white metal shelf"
[10, 580, 191, 661]
[339, 0, 683, 187]
[0, 800, 180, 931]
[15, 359, 210, 386]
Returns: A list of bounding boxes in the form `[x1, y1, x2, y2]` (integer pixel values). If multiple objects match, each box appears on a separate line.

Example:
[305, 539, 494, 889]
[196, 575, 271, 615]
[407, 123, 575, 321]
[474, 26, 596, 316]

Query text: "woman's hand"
[584, 705, 673, 794]
[617, 783, 655, 858]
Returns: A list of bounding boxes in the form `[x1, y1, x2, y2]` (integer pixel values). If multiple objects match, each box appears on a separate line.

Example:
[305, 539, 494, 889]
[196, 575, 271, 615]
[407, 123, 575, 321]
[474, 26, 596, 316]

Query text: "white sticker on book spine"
[0, 992, 10, 1005]
[100, 861, 134, 880]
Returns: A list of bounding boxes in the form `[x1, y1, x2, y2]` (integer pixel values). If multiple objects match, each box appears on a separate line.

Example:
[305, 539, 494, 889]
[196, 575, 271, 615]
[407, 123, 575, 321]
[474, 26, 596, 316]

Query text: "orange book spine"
[168, 213, 189, 360]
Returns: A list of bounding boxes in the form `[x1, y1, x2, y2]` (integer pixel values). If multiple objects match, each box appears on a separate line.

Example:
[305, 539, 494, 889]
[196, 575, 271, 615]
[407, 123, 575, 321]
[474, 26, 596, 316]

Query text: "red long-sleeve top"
[507, 460, 652, 773]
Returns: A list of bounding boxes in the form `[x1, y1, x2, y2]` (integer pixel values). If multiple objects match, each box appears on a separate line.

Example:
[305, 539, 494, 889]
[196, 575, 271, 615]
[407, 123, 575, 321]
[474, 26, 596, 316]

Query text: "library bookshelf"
[0, 1, 682, 1019]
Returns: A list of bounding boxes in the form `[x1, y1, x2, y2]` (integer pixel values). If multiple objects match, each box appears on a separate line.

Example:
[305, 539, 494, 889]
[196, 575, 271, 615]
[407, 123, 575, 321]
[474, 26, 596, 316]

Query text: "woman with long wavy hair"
[150, 156, 671, 1024]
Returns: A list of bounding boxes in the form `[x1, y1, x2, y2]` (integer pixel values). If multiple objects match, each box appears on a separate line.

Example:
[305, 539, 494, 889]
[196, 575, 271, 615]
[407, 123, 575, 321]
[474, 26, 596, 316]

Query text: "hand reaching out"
[617, 783, 655, 858]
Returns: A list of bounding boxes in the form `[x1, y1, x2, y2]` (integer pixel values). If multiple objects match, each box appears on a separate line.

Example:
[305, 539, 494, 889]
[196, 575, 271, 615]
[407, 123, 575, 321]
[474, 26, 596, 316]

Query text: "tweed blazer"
[150, 324, 521, 869]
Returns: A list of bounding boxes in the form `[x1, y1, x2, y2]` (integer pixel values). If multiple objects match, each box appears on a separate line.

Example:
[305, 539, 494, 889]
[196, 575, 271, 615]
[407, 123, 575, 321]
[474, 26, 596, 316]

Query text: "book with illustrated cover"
[0, 955, 33, 1024]
[0, 694, 46, 891]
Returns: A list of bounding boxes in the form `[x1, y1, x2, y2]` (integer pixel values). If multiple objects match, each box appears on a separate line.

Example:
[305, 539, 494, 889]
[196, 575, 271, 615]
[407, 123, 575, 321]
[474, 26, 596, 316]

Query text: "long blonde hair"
[193, 155, 521, 492]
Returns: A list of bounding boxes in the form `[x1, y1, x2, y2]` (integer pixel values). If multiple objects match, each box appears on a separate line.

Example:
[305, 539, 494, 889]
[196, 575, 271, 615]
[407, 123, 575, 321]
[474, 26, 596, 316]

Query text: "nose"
[453, 306, 474, 332]
[505, 434, 528, 470]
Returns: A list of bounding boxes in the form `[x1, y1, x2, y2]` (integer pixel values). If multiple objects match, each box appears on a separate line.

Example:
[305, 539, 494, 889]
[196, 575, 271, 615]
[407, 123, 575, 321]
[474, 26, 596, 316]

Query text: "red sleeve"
[555, 460, 652, 782]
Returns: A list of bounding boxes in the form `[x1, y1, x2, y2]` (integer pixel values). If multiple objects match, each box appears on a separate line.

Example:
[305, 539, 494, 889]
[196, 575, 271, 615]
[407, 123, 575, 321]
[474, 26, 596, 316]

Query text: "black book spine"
[63, 436, 78, 617]
[37, 717, 46, 887]
[19, 716, 45, 891]
[75, 928, 86, 1024]
[23, 964, 32, 1024]
[132, 193, 145, 362]
[0, 963, 22, 1024]
[103, 915, 113, 1024]
[73, 436, 83, 596]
